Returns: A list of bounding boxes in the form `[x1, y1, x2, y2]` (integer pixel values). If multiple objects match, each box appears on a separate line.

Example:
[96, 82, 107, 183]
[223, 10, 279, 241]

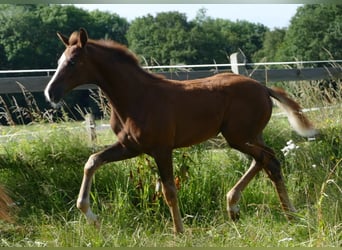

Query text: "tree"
[190, 8, 268, 64]
[223, 20, 269, 63]
[278, 4, 342, 61]
[0, 4, 129, 70]
[253, 28, 286, 62]
[188, 9, 231, 64]
[126, 8, 268, 66]
[0, 4, 130, 123]
[88, 10, 129, 44]
[126, 11, 195, 66]
[0, 5, 42, 69]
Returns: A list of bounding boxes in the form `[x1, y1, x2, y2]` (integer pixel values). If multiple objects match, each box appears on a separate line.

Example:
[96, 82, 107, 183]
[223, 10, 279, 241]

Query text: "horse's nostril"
[44, 89, 61, 108]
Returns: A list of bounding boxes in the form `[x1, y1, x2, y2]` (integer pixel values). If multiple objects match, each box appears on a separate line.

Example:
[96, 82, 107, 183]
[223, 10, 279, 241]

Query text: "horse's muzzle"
[44, 84, 63, 108]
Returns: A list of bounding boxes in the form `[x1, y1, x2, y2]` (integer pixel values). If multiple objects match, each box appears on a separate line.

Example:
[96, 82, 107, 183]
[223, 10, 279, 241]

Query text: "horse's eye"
[69, 59, 76, 66]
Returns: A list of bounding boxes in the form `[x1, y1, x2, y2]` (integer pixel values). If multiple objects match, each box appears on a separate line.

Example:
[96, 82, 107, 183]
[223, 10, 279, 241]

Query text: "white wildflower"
[281, 140, 299, 156]
[278, 237, 293, 243]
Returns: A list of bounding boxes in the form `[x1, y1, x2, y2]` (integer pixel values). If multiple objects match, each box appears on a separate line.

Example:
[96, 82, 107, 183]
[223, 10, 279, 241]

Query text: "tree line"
[0, 4, 341, 71]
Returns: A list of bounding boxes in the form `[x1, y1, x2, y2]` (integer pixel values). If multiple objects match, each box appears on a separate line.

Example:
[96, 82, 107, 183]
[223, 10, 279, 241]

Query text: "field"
[0, 80, 341, 247]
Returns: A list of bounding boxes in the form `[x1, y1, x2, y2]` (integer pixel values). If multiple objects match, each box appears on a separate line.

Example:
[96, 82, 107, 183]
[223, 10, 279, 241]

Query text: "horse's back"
[163, 73, 272, 147]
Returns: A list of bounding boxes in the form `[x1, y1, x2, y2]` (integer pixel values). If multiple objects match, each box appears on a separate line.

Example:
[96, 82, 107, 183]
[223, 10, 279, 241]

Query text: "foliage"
[126, 12, 195, 66]
[186, 9, 230, 64]
[223, 20, 268, 63]
[0, 4, 129, 70]
[253, 28, 287, 62]
[0, 4, 341, 71]
[88, 10, 129, 44]
[277, 4, 342, 61]
[127, 8, 268, 65]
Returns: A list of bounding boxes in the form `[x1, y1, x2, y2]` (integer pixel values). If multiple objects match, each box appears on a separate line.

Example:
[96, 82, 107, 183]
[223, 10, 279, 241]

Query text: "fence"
[0, 52, 341, 94]
[0, 52, 341, 143]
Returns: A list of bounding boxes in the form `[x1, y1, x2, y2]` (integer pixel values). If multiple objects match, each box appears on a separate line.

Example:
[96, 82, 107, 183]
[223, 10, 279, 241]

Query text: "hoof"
[228, 205, 240, 221]
[93, 218, 101, 229]
[85, 208, 100, 229]
[284, 209, 298, 221]
[87, 216, 100, 229]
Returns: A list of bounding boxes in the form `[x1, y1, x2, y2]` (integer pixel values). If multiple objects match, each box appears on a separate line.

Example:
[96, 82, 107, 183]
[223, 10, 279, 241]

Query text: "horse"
[44, 28, 318, 233]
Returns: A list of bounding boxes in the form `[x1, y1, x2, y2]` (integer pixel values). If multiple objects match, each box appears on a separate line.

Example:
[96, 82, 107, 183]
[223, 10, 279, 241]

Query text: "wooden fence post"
[230, 51, 248, 76]
[85, 113, 97, 144]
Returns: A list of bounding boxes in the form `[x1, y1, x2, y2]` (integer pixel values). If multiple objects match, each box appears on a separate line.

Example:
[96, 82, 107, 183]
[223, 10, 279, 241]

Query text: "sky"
[74, 4, 302, 29]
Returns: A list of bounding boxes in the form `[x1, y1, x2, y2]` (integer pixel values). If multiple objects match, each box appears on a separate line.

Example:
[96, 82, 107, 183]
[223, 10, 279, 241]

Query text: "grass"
[0, 81, 341, 247]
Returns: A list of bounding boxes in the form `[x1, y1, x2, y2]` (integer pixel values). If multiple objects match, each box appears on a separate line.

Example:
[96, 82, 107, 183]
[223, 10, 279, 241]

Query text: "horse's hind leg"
[224, 136, 295, 221]
[226, 159, 262, 220]
[261, 146, 297, 219]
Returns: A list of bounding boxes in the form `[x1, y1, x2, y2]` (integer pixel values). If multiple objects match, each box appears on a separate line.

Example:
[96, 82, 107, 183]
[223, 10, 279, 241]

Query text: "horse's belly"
[173, 118, 221, 148]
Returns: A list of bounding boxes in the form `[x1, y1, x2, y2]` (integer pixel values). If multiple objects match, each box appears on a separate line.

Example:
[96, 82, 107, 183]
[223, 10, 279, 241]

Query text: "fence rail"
[0, 52, 341, 94]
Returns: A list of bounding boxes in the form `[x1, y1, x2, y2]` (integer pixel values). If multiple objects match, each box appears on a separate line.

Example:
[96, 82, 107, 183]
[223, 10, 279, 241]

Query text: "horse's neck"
[96, 62, 152, 118]
[88, 44, 160, 118]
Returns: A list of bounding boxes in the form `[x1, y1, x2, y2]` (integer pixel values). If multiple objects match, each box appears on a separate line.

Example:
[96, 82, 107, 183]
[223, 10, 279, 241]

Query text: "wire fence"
[1, 59, 342, 75]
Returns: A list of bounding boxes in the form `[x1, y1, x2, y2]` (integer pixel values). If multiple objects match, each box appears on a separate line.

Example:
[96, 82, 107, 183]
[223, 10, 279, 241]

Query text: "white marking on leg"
[227, 190, 241, 220]
[77, 153, 101, 228]
[85, 207, 97, 223]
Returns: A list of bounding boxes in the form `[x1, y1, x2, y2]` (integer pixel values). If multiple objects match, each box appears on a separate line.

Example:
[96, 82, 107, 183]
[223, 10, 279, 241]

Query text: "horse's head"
[44, 28, 94, 106]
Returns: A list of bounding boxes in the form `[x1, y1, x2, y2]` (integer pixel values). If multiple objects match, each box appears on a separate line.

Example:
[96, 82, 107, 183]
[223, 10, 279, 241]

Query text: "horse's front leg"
[153, 149, 184, 233]
[77, 142, 139, 227]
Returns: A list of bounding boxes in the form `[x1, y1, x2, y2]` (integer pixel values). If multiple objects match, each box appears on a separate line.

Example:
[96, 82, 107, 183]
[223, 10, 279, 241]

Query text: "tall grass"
[0, 78, 341, 246]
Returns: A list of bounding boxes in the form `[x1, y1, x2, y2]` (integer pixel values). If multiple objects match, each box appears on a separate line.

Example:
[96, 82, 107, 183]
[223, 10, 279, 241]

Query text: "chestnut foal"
[44, 28, 317, 233]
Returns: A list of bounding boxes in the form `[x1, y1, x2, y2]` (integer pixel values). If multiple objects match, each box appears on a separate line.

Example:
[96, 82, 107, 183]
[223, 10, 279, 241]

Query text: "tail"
[268, 87, 318, 138]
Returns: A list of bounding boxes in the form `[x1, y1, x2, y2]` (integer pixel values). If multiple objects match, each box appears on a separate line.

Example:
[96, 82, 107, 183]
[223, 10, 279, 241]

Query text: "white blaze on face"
[44, 53, 67, 103]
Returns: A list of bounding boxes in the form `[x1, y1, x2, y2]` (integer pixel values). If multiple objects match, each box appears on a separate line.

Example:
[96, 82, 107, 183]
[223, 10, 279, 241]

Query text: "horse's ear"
[78, 28, 88, 48]
[57, 32, 69, 47]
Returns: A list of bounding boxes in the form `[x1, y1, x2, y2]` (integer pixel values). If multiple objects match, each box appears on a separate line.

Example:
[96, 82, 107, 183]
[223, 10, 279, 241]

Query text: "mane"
[91, 39, 140, 66]
[91, 39, 165, 81]
[68, 30, 164, 81]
